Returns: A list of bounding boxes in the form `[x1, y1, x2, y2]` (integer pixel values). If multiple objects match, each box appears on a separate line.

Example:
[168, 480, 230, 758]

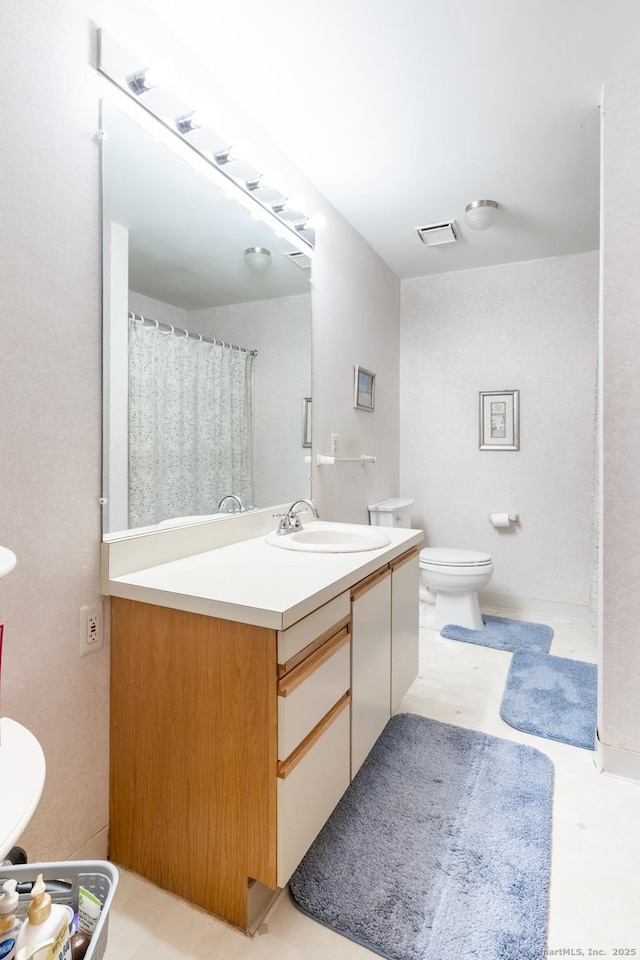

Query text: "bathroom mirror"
[101, 99, 312, 536]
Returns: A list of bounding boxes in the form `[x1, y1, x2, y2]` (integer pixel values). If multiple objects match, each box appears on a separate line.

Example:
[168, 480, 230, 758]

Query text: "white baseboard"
[69, 826, 109, 861]
[594, 728, 640, 783]
[479, 591, 591, 622]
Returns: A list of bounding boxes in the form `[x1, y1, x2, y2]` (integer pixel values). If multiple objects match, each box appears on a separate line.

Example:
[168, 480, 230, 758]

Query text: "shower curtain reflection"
[128, 317, 255, 528]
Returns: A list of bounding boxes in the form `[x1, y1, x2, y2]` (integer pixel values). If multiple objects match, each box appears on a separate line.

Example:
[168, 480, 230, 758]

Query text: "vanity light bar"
[96, 28, 319, 251]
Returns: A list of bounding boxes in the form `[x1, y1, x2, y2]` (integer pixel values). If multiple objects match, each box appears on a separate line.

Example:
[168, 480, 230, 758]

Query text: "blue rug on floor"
[289, 713, 554, 960]
[500, 650, 597, 750]
[441, 614, 553, 654]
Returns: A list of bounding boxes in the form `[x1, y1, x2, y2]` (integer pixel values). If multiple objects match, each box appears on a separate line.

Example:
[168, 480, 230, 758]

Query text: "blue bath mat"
[500, 650, 597, 750]
[441, 614, 553, 654]
[289, 713, 553, 960]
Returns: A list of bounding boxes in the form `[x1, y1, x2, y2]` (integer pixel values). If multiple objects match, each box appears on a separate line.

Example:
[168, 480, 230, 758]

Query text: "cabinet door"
[351, 569, 392, 777]
[390, 550, 420, 711]
[277, 696, 351, 887]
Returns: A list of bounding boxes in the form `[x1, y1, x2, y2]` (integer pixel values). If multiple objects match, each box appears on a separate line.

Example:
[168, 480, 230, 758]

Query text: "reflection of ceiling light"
[464, 199, 499, 231]
[244, 246, 271, 272]
[126, 61, 174, 94]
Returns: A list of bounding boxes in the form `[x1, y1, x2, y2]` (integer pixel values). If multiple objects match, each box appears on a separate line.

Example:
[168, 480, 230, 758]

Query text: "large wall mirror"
[101, 98, 312, 537]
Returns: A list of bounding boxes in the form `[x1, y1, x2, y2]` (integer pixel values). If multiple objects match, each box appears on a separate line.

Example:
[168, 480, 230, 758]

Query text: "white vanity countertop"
[104, 521, 424, 629]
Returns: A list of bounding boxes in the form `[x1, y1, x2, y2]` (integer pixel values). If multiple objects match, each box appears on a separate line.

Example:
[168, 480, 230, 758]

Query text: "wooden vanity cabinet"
[109, 590, 351, 932]
[108, 547, 419, 932]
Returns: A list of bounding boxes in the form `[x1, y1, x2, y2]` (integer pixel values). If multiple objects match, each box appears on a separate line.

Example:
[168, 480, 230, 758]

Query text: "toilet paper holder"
[488, 512, 519, 527]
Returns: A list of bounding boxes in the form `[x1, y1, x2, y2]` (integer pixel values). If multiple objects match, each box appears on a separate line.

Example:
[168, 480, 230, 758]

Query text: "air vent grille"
[415, 221, 458, 246]
[285, 250, 312, 270]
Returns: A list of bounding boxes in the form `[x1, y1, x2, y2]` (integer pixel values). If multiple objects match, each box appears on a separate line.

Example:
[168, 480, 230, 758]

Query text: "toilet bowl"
[419, 547, 493, 631]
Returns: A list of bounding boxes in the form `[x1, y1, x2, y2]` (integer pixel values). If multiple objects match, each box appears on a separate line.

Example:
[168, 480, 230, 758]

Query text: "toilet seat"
[420, 547, 492, 568]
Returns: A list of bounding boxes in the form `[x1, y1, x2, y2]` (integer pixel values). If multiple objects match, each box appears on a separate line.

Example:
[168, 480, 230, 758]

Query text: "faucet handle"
[273, 512, 292, 533]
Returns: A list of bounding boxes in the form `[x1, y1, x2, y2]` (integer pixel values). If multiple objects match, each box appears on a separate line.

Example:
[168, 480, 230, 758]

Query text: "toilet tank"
[367, 497, 413, 528]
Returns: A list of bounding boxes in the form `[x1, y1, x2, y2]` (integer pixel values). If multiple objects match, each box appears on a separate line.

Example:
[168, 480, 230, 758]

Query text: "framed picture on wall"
[354, 365, 376, 411]
[479, 389, 519, 450]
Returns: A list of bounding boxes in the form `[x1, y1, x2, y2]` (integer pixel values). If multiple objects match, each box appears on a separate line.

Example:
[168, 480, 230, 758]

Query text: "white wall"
[400, 252, 598, 611]
[0, 0, 107, 859]
[599, 73, 640, 756]
[0, 0, 401, 858]
[311, 223, 401, 523]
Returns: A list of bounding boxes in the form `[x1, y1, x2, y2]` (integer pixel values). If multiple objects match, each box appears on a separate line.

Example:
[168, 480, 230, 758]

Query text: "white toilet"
[367, 497, 414, 529]
[419, 547, 494, 630]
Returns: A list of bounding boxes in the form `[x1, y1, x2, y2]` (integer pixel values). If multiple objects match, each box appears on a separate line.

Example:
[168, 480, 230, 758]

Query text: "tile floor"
[104, 609, 640, 959]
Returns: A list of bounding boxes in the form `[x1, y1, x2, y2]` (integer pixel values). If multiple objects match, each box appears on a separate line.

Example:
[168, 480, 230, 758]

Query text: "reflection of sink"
[265, 523, 391, 553]
[158, 514, 222, 528]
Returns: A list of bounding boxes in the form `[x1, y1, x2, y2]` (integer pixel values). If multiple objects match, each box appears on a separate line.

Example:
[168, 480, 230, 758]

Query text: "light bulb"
[215, 139, 255, 165]
[305, 213, 327, 231]
[246, 168, 284, 192]
[295, 213, 327, 232]
[144, 60, 174, 89]
[126, 61, 174, 94]
[175, 104, 217, 134]
[272, 193, 306, 214]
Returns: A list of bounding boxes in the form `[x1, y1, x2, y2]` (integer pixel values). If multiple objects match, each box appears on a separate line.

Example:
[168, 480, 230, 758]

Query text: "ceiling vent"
[285, 250, 312, 270]
[415, 221, 458, 246]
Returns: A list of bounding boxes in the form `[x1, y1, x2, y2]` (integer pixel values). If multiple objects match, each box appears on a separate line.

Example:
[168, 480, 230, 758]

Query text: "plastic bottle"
[0, 878, 20, 960]
[14, 875, 70, 960]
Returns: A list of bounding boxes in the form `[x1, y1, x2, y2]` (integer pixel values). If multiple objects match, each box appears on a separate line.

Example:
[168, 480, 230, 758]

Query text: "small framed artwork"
[354, 365, 376, 411]
[302, 397, 312, 448]
[479, 389, 519, 450]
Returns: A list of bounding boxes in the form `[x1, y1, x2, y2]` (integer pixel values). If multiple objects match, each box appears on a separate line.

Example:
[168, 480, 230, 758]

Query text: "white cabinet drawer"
[276, 696, 350, 887]
[277, 628, 350, 760]
[277, 591, 350, 671]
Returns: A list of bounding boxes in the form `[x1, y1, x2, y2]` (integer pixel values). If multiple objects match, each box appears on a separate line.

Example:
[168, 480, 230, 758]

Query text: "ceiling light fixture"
[214, 140, 255, 166]
[126, 61, 174, 95]
[175, 104, 217, 134]
[245, 169, 284, 193]
[293, 214, 327, 234]
[244, 246, 272, 272]
[271, 194, 306, 215]
[464, 199, 499, 231]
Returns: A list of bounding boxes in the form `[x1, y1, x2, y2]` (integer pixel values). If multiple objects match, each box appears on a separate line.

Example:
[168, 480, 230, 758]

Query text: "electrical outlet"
[79, 602, 104, 656]
[331, 433, 339, 456]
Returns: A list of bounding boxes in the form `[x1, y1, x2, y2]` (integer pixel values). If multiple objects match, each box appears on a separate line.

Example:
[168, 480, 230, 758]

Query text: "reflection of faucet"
[217, 494, 245, 513]
[274, 499, 320, 535]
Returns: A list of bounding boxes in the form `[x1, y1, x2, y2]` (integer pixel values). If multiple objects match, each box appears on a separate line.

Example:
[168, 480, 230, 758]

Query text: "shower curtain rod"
[128, 312, 258, 358]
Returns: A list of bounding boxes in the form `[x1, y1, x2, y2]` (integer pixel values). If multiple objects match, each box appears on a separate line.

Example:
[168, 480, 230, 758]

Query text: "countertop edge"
[105, 528, 424, 630]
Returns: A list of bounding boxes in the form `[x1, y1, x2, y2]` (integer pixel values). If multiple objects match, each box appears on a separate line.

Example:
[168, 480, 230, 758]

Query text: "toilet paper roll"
[490, 512, 512, 528]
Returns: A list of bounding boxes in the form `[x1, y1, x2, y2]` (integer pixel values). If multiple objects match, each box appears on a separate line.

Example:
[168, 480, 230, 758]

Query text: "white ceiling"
[142, 0, 640, 279]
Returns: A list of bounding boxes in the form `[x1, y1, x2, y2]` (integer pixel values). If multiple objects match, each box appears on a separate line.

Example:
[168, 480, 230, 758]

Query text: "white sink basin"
[265, 523, 391, 553]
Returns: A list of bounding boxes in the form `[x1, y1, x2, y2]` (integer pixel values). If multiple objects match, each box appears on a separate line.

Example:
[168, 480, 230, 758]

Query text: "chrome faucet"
[273, 499, 319, 535]
[217, 494, 245, 513]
